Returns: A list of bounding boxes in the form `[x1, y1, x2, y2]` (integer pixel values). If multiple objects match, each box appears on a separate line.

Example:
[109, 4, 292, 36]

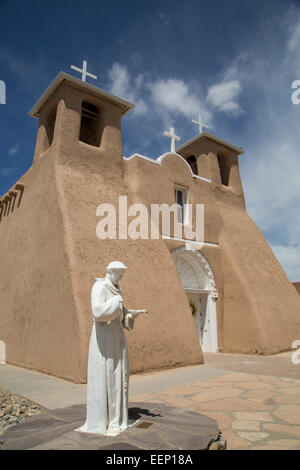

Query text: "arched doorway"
[172, 247, 218, 352]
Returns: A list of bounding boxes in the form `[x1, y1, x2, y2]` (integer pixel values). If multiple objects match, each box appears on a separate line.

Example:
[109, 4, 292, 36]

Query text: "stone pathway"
[133, 371, 300, 450]
[1, 353, 300, 450]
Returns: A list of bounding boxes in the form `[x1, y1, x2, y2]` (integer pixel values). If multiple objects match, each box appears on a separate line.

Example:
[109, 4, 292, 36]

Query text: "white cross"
[192, 113, 209, 134]
[70, 60, 98, 83]
[164, 127, 180, 153]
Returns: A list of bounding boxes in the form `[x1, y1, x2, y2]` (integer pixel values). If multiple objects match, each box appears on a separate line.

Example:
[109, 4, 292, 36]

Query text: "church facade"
[0, 71, 300, 383]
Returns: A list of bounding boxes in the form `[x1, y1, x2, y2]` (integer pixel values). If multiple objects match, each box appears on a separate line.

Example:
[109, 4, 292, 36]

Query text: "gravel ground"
[0, 386, 45, 433]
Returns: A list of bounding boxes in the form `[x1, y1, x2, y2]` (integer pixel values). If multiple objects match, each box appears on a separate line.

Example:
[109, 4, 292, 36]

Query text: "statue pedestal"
[97, 401, 226, 450]
[0, 401, 226, 450]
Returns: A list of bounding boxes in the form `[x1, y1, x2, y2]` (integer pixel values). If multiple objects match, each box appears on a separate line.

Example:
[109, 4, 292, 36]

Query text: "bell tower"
[29, 68, 134, 170]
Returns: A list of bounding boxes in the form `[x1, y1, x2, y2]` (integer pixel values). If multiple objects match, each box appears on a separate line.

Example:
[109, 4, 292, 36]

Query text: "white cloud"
[285, 10, 300, 79]
[108, 64, 212, 130]
[207, 80, 243, 116]
[0, 47, 49, 92]
[287, 14, 300, 52]
[8, 145, 19, 156]
[229, 10, 300, 281]
[149, 78, 210, 121]
[107, 62, 147, 115]
[103, 12, 300, 282]
[243, 139, 300, 244]
[157, 8, 170, 25]
[0, 167, 15, 176]
[108, 62, 131, 98]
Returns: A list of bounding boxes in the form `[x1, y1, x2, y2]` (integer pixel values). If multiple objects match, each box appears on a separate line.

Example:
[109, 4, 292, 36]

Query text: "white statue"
[78, 261, 148, 436]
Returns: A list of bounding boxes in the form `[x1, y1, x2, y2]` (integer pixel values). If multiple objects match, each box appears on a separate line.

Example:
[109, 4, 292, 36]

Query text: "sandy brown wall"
[181, 144, 300, 355]
[53, 148, 204, 380]
[216, 199, 300, 354]
[4, 75, 299, 384]
[179, 144, 300, 354]
[293, 282, 300, 296]
[0, 84, 203, 382]
[125, 151, 300, 356]
[124, 153, 222, 244]
[123, 154, 225, 351]
[0, 151, 83, 381]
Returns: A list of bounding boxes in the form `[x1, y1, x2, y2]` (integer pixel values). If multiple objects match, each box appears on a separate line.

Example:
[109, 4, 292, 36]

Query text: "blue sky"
[0, 0, 300, 280]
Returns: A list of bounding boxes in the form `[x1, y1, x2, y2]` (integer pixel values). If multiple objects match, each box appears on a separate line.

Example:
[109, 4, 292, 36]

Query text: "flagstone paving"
[0, 352, 300, 450]
[133, 371, 300, 449]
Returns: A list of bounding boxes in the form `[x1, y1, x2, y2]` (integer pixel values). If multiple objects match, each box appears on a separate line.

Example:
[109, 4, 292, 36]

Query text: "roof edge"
[176, 131, 244, 155]
[29, 71, 135, 118]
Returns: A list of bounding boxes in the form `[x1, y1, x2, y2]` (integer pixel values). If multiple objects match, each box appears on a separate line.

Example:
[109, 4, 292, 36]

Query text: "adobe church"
[1, 67, 300, 383]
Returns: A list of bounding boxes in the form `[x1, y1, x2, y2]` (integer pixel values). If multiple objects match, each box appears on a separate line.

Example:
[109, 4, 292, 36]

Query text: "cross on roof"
[70, 60, 98, 83]
[192, 113, 209, 134]
[164, 127, 180, 153]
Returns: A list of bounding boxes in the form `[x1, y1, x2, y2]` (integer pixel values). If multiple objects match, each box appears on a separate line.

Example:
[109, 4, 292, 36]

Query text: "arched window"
[186, 155, 198, 175]
[79, 101, 101, 147]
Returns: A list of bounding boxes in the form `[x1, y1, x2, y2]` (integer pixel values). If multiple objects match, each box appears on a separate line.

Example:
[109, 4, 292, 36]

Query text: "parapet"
[0, 184, 24, 222]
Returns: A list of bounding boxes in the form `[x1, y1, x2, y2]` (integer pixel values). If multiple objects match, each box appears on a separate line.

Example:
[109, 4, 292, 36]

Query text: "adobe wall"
[0, 86, 208, 383]
[0, 150, 84, 382]
[2, 77, 300, 383]
[294, 282, 300, 296]
[38, 94, 205, 381]
[123, 153, 222, 244]
[53, 151, 205, 380]
[123, 153, 225, 351]
[213, 181, 300, 354]
[180, 145, 300, 354]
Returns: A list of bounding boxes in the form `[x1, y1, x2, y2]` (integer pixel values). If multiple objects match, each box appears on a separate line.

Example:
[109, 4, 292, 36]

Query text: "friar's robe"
[79, 277, 133, 436]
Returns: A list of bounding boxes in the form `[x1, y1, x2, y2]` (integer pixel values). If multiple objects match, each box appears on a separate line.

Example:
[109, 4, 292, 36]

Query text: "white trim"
[157, 152, 194, 177]
[174, 186, 189, 225]
[172, 247, 219, 352]
[156, 151, 183, 162]
[124, 153, 160, 165]
[162, 235, 218, 248]
[123, 152, 212, 183]
[194, 174, 212, 183]
[171, 246, 218, 298]
[185, 288, 211, 294]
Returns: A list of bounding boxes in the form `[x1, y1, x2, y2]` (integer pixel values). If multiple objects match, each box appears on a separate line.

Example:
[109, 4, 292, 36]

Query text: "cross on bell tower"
[192, 113, 209, 134]
[70, 60, 98, 83]
[164, 126, 181, 153]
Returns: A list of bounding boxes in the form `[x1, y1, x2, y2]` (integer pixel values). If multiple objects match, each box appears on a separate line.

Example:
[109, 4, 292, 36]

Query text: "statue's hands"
[127, 309, 148, 319]
[134, 310, 148, 316]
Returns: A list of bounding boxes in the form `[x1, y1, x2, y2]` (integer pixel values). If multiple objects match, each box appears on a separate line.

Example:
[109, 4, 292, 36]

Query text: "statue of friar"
[78, 261, 148, 436]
